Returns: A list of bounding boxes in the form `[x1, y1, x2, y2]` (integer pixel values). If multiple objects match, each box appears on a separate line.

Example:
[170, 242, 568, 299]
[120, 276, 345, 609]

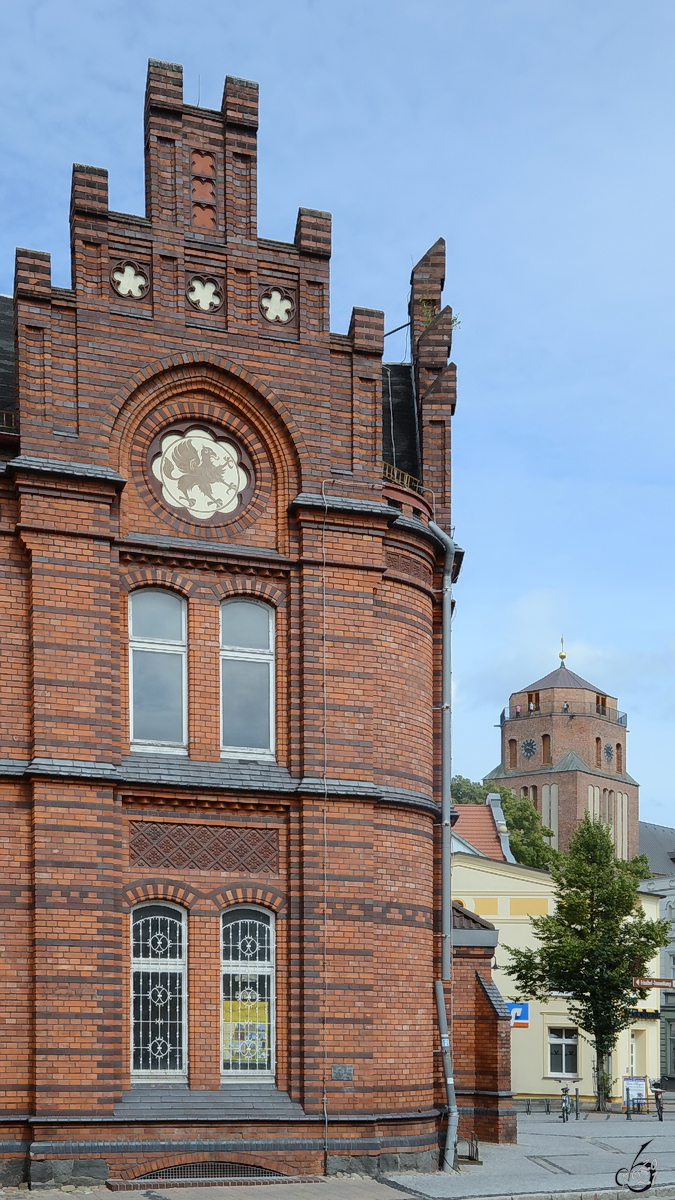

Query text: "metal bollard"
[545, 1097, 551, 1114]
[626, 1088, 631, 1120]
[575, 1088, 580, 1120]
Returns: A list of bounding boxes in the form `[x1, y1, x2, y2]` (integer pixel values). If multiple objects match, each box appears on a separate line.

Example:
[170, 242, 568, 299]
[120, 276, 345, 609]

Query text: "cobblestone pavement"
[390, 1112, 675, 1197]
[0, 1179, 415, 1200]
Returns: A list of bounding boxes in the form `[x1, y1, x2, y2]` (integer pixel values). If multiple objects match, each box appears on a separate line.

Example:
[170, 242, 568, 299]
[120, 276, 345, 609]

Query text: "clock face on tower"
[521, 738, 537, 759]
[604, 743, 614, 763]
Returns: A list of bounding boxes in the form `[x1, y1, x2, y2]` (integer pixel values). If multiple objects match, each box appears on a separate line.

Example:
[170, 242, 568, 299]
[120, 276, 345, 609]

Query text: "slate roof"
[518, 662, 604, 694]
[452, 900, 496, 931]
[381, 362, 421, 480]
[0, 295, 15, 417]
[452, 805, 505, 860]
[114, 1083, 306, 1121]
[639, 820, 675, 877]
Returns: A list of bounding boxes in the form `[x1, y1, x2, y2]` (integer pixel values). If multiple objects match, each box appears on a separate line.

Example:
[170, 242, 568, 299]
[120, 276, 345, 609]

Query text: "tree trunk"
[595, 1046, 606, 1112]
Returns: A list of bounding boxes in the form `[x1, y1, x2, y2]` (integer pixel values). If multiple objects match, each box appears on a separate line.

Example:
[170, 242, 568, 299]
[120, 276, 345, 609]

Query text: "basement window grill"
[136, 1161, 285, 1181]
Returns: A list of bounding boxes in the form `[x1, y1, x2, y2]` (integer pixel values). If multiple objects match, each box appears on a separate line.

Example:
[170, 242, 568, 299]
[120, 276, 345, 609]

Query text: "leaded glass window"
[220, 600, 274, 757]
[221, 907, 275, 1076]
[129, 589, 187, 749]
[132, 903, 187, 1076]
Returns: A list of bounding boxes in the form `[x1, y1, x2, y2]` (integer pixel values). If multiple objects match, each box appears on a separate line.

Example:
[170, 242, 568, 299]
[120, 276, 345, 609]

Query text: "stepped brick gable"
[0, 61, 513, 1185]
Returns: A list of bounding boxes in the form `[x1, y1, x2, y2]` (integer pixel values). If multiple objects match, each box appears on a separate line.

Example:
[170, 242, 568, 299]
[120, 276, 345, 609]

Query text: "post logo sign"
[506, 1001, 529, 1027]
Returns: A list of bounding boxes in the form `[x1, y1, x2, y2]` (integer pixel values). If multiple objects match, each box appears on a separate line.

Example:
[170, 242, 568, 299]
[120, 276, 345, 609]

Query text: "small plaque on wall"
[331, 1064, 354, 1081]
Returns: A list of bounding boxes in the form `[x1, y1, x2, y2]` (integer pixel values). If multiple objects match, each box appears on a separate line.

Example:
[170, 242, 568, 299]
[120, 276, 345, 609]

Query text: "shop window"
[508, 739, 517, 768]
[129, 590, 187, 749]
[542, 734, 551, 765]
[221, 600, 275, 757]
[131, 903, 187, 1077]
[548, 1027, 578, 1076]
[221, 907, 275, 1077]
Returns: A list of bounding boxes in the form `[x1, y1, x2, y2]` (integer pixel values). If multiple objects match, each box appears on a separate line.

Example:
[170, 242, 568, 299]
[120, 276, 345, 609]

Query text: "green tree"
[500, 793, 556, 870]
[451, 777, 555, 869]
[451, 775, 488, 804]
[504, 816, 669, 1109]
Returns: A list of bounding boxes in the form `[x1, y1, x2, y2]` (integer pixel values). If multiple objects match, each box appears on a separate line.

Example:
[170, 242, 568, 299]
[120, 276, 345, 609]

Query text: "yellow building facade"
[453, 853, 661, 1105]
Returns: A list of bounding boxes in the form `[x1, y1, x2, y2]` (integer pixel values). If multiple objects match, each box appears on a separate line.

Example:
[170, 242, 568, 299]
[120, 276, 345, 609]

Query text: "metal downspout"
[429, 519, 459, 1172]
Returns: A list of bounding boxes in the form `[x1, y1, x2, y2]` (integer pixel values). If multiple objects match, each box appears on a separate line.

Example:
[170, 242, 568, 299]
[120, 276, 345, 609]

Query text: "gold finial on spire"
[559, 635, 566, 663]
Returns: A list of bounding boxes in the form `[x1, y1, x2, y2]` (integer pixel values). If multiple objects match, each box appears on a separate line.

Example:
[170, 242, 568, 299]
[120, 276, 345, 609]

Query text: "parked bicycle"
[650, 1078, 664, 1122]
[558, 1082, 572, 1122]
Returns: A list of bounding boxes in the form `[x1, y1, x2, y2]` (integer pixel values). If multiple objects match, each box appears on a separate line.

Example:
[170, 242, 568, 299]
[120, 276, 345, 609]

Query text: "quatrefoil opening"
[111, 260, 150, 299]
[259, 286, 295, 325]
[186, 274, 224, 313]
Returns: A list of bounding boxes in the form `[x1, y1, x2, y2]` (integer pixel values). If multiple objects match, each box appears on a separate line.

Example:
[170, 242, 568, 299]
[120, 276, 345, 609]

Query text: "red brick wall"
[451, 954, 516, 1144]
[0, 59, 511, 1180]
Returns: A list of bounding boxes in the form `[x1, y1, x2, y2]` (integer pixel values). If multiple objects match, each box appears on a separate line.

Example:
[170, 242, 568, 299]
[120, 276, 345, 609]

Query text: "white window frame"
[221, 905, 276, 1080]
[220, 599, 275, 760]
[547, 1026, 579, 1078]
[129, 589, 188, 754]
[130, 901, 188, 1082]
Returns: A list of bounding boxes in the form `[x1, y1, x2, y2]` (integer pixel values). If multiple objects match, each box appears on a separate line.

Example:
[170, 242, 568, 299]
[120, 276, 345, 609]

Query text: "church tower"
[484, 652, 639, 856]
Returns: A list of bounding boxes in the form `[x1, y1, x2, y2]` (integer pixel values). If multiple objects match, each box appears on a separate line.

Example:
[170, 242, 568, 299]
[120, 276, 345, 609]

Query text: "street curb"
[380, 1186, 675, 1200]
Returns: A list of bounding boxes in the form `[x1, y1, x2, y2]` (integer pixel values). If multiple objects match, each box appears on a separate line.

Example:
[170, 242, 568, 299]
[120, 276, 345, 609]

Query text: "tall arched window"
[221, 907, 275, 1077]
[129, 590, 187, 749]
[595, 737, 602, 768]
[221, 600, 275, 757]
[542, 734, 551, 765]
[131, 903, 187, 1077]
[616, 743, 623, 774]
[508, 739, 517, 768]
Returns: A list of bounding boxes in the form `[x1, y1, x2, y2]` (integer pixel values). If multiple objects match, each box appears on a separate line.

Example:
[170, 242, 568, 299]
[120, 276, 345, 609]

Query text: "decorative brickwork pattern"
[384, 549, 433, 585]
[130, 822, 278, 873]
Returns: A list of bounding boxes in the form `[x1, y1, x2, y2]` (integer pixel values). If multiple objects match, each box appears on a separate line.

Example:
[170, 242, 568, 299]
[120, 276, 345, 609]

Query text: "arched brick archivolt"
[209, 882, 288, 916]
[122, 879, 202, 909]
[109, 356, 305, 553]
[115, 1150, 303, 1181]
[120, 566, 195, 596]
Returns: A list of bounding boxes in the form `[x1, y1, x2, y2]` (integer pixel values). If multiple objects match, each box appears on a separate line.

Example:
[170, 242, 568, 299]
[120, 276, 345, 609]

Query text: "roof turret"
[518, 661, 604, 695]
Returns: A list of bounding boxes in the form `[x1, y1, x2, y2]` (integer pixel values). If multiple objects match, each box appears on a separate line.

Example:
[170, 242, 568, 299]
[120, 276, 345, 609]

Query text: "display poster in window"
[505, 1001, 529, 1027]
[623, 1076, 648, 1102]
[222, 1001, 269, 1067]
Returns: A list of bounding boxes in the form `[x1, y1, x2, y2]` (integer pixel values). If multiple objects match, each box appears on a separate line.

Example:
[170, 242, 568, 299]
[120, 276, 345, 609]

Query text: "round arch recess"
[109, 356, 304, 550]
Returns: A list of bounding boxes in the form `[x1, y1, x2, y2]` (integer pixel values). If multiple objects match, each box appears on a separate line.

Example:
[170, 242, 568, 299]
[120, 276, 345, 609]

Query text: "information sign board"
[505, 1001, 529, 1027]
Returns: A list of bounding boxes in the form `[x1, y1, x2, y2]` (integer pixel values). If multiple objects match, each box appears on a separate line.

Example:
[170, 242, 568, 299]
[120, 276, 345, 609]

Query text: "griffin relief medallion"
[148, 424, 253, 523]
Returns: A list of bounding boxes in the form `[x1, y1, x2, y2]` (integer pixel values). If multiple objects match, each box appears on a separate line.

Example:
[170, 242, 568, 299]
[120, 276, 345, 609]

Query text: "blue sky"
[1, 0, 673, 821]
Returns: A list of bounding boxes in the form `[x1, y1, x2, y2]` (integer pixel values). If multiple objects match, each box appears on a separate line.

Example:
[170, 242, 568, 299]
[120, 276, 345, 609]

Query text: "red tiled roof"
[453, 805, 505, 860]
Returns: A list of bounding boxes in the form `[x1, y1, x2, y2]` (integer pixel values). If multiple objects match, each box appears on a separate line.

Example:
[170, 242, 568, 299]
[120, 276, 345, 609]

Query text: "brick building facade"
[485, 657, 638, 856]
[0, 61, 513, 1185]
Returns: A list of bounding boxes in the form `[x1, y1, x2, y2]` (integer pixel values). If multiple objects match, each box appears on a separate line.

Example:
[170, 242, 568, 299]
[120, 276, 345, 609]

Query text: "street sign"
[505, 1001, 529, 1027]
[633, 977, 674, 988]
